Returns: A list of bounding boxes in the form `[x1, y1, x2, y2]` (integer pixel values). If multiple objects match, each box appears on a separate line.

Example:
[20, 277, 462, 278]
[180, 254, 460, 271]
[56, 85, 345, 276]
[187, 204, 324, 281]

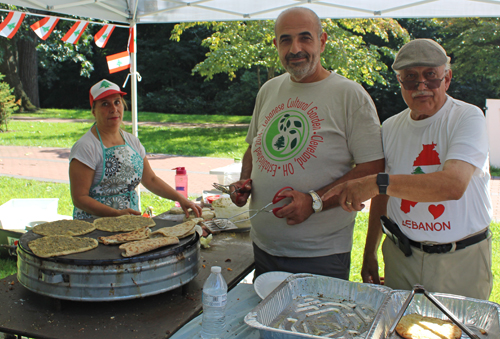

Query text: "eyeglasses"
[398, 76, 445, 91]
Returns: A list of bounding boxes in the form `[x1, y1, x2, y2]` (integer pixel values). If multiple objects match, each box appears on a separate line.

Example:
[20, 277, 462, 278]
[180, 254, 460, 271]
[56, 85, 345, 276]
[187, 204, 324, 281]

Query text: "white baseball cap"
[89, 79, 127, 107]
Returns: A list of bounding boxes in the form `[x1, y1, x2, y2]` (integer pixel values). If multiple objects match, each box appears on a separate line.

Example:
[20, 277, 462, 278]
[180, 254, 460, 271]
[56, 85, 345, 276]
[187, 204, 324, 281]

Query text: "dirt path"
[11, 116, 249, 129]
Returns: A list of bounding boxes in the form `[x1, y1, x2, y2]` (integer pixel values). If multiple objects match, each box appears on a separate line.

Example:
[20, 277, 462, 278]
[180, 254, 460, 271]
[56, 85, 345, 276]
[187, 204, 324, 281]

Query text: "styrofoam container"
[244, 273, 392, 338]
[0, 198, 69, 230]
[367, 290, 500, 338]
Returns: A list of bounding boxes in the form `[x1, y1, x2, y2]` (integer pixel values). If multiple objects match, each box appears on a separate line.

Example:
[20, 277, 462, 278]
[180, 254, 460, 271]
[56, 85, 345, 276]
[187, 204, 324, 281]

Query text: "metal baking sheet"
[366, 290, 500, 339]
[18, 218, 197, 264]
[244, 273, 392, 339]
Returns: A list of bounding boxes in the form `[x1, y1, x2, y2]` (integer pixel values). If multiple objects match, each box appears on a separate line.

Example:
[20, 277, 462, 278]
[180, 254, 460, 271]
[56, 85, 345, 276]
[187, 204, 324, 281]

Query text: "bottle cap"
[172, 167, 186, 175]
[211, 266, 221, 273]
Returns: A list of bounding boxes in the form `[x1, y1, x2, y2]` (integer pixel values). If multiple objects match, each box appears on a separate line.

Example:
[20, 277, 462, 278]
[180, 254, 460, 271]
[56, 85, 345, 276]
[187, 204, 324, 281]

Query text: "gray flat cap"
[392, 39, 451, 70]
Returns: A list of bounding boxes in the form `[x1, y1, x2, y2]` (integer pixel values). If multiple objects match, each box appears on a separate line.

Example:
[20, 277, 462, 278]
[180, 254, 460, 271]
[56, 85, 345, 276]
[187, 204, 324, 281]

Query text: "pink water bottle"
[173, 167, 188, 207]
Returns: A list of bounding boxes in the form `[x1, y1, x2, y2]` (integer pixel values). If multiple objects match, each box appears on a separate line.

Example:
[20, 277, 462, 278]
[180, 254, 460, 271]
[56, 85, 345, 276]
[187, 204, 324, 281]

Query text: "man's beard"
[284, 51, 318, 81]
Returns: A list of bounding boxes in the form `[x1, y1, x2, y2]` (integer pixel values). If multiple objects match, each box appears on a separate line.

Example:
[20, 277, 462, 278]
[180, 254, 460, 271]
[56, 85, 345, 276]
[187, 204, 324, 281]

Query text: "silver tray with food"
[366, 290, 500, 339]
[244, 273, 392, 338]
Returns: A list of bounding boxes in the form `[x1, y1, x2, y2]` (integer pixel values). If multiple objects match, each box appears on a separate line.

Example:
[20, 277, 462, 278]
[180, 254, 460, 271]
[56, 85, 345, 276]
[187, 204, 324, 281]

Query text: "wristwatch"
[309, 190, 323, 213]
[376, 173, 389, 195]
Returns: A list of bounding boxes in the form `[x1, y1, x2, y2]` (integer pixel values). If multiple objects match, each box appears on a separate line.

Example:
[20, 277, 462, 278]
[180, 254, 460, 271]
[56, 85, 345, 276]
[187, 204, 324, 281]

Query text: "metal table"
[0, 231, 254, 339]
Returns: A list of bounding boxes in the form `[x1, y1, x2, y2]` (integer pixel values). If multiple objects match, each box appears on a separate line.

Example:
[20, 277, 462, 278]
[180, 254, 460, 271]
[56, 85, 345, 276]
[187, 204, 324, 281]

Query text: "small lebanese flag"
[0, 11, 26, 39]
[30, 16, 59, 40]
[62, 20, 88, 44]
[94, 24, 115, 48]
[106, 51, 130, 74]
[128, 27, 135, 53]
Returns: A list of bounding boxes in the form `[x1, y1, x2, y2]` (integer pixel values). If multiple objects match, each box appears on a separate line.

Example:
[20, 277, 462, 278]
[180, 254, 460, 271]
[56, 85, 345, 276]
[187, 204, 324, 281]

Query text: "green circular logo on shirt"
[263, 110, 310, 161]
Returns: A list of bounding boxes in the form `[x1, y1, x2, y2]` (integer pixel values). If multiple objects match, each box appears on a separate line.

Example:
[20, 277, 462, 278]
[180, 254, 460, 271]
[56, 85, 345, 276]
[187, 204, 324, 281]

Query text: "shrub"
[0, 73, 18, 131]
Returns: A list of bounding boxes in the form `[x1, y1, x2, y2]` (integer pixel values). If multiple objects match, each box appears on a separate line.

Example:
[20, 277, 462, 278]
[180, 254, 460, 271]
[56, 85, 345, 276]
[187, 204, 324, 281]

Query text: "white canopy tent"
[2, 0, 500, 136]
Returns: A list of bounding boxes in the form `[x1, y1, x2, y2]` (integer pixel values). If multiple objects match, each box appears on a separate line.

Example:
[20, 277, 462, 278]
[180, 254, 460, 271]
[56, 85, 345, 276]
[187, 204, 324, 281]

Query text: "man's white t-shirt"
[383, 96, 492, 243]
[246, 72, 384, 257]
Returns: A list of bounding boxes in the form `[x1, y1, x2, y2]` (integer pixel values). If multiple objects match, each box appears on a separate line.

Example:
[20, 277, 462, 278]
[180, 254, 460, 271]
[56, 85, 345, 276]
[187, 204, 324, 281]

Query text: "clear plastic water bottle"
[172, 167, 188, 207]
[201, 266, 228, 339]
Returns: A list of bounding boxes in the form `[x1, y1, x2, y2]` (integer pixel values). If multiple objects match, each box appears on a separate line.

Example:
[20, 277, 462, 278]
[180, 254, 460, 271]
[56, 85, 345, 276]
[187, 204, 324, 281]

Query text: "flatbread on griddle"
[150, 218, 203, 239]
[119, 237, 179, 257]
[98, 226, 151, 245]
[29, 235, 98, 258]
[183, 211, 215, 222]
[32, 219, 95, 236]
[167, 206, 184, 215]
[94, 215, 156, 232]
[396, 314, 462, 339]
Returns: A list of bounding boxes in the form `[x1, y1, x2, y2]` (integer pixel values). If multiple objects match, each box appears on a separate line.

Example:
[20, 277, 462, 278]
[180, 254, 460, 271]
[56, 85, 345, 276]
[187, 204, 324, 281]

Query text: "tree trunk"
[17, 30, 40, 108]
[0, 38, 37, 112]
[256, 66, 261, 89]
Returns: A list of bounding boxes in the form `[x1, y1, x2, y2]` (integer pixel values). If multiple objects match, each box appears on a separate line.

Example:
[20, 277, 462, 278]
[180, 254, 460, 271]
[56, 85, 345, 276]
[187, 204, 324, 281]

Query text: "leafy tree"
[171, 18, 409, 88]
[0, 73, 19, 131]
[437, 17, 500, 109]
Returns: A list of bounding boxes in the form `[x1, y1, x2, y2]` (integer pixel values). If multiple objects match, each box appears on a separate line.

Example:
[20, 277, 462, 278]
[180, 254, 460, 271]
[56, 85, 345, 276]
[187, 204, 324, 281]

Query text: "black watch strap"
[376, 173, 389, 195]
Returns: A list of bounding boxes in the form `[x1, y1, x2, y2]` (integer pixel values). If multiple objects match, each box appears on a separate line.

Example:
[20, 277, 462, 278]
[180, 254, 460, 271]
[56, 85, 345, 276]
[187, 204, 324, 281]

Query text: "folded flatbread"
[94, 215, 156, 232]
[32, 219, 95, 236]
[396, 314, 462, 339]
[167, 206, 184, 215]
[98, 226, 151, 245]
[183, 211, 215, 222]
[119, 237, 179, 257]
[29, 235, 98, 258]
[150, 218, 203, 239]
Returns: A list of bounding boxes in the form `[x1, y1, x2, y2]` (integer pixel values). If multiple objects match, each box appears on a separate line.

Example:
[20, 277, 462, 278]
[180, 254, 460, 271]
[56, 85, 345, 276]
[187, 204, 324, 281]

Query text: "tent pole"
[130, 22, 141, 211]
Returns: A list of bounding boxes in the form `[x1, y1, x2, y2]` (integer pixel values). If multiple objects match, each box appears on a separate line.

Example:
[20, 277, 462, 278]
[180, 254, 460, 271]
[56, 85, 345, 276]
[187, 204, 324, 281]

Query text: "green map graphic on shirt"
[401, 143, 441, 213]
[263, 110, 310, 162]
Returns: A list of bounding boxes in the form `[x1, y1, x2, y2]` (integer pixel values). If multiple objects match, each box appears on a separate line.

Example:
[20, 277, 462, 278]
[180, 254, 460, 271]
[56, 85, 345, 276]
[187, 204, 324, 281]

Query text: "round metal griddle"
[18, 218, 198, 264]
[17, 218, 201, 301]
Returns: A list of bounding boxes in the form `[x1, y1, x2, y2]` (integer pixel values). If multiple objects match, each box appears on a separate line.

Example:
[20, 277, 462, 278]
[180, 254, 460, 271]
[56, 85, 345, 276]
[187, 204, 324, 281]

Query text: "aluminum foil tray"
[244, 273, 392, 339]
[366, 290, 500, 339]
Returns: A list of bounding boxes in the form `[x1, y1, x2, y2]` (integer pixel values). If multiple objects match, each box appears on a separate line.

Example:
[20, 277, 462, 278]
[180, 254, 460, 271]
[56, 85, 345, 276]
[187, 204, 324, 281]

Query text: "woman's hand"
[179, 198, 202, 218]
[117, 208, 142, 216]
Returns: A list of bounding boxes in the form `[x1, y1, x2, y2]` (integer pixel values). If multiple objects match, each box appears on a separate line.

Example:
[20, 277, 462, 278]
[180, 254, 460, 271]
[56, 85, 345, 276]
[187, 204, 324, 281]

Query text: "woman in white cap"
[69, 79, 201, 219]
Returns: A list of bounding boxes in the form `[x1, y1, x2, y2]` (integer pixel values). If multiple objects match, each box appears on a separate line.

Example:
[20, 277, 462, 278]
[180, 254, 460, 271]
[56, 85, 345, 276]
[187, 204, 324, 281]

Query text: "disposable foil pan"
[366, 290, 500, 339]
[244, 273, 392, 339]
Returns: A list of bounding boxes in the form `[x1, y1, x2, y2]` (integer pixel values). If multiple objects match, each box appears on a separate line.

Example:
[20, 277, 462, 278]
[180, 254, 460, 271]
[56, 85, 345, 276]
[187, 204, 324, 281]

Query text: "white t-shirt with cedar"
[245, 72, 384, 257]
[383, 95, 492, 243]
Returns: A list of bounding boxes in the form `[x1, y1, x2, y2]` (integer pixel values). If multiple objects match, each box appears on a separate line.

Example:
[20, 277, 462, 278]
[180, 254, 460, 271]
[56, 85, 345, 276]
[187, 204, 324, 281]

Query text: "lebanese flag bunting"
[62, 20, 88, 44]
[94, 24, 115, 48]
[128, 27, 135, 53]
[30, 16, 59, 40]
[0, 11, 26, 39]
[106, 51, 130, 74]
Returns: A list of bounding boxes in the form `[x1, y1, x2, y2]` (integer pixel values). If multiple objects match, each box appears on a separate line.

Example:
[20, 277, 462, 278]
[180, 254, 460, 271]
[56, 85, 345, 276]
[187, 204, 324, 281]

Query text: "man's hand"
[361, 253, 381, 284]
[273, 189, 314, 225]
[322, 174, 378, 212]
[230, 179, 252, 207]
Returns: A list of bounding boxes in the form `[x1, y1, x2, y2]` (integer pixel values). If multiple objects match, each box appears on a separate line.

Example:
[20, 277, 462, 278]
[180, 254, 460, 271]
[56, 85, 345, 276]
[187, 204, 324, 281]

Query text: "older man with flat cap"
[322, 38, 493, 299]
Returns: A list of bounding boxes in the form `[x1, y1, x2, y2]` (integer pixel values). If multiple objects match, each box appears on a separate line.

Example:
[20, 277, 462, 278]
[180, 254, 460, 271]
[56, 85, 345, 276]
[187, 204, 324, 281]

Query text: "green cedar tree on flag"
[30, 16, 59, 40]
[94, 24, 115, 48]
[106, 51, 130, 74]
[62, 20, 88, 44]
[0, 11, 26, 39]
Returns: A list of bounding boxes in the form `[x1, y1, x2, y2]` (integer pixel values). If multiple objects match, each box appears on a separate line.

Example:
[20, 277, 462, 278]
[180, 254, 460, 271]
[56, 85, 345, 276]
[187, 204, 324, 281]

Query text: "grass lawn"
[1, 176, 500, 304]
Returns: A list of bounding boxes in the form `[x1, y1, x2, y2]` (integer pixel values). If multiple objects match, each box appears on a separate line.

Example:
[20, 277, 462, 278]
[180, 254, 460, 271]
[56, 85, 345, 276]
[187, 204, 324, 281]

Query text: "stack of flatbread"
[29, 220, 98, 258]
[396, 314, 462, 339]
[183, 208, 215, 222]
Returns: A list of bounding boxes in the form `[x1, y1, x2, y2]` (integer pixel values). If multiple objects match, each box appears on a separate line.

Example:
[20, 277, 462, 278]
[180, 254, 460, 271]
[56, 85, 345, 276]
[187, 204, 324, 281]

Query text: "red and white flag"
[128, 27, 135, 53]
[94, 24, 115, 48]
[106, 51, 130, 74]
[30, 16, 59, 40]
[0, 11, 26, 39]
[62, 20, 88, 44]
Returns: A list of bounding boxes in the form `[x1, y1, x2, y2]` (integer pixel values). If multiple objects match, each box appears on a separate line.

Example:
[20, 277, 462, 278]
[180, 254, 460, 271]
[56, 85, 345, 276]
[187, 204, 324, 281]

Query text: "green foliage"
[0, 73, 19, 131]
[491, 166, 500, 178]
[171, 18, 409, 88]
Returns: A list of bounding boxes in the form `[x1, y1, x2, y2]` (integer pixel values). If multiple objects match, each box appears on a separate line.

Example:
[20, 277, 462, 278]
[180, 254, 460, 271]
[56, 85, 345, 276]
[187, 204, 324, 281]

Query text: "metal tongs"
[389, 284, 480, 339]
[212, 179, 251, 196]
